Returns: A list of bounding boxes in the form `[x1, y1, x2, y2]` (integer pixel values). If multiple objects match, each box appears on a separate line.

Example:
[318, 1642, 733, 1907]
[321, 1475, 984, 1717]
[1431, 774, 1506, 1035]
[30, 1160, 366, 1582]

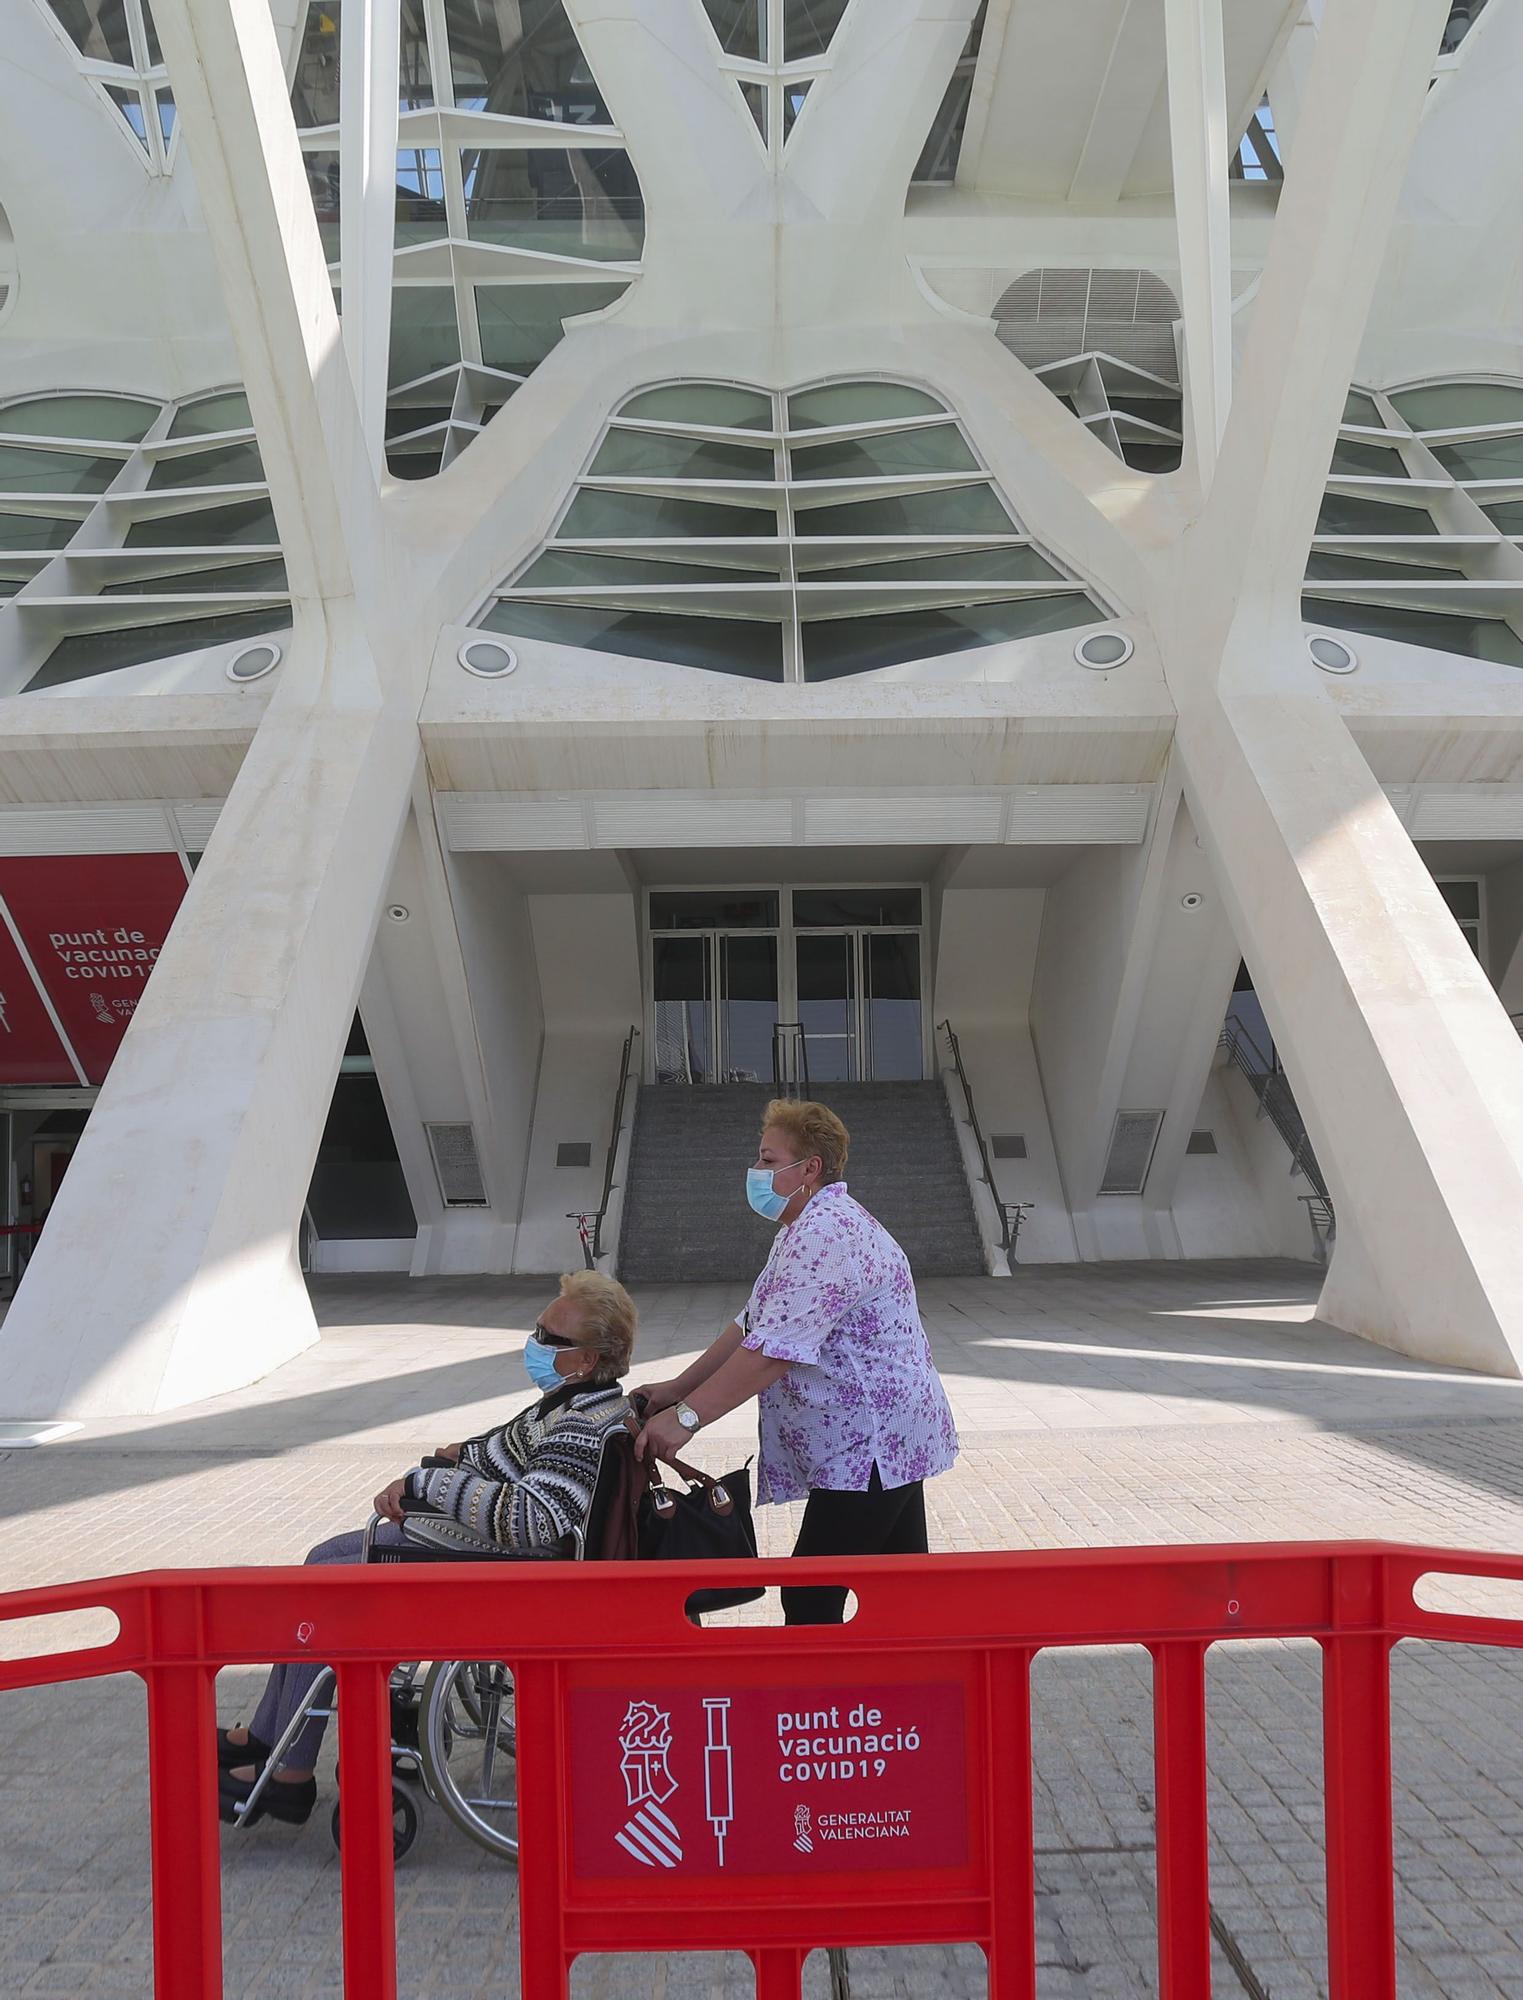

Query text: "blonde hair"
[557, 1269, 639, 1382]
[761, 1099, 850, 1184]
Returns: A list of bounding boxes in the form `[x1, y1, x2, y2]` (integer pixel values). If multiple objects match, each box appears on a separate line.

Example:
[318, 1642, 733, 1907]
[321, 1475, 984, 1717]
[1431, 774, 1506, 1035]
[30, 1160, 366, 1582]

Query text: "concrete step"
[617, 1079, 986, 1283]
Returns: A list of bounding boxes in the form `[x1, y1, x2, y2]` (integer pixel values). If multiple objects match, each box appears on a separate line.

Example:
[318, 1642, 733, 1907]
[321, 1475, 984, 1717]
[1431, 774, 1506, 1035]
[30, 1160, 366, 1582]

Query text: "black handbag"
[637, 1456, 765, 1614]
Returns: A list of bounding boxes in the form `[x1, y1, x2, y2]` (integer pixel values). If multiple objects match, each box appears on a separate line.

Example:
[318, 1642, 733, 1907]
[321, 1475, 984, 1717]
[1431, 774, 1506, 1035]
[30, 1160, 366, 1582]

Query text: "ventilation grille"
[990, 1134, 1027, 1160]
[425, 1123, 489, 1207]
[1186, 1130, 1218, 1156]
[556, 1141, 593, 1168]
[994, 268, 1180, 377]
[1099, 1111, 1164, 1195]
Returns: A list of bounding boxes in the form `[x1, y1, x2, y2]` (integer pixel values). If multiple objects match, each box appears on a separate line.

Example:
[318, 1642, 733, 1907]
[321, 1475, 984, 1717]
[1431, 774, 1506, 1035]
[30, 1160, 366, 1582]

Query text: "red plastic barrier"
[0, 1541, 1518, 1998]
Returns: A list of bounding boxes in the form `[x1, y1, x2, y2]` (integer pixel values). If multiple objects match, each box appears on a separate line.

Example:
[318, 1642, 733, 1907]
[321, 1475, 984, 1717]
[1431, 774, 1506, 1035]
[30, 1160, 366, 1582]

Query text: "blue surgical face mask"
[523, 1339, 566, 1395]
[746, 1159, 805, 1222]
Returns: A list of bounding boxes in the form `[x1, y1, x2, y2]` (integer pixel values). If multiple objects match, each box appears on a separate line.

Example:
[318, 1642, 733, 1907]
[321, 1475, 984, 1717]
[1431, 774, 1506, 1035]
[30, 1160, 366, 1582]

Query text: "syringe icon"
[703, 1698, 734, 1866]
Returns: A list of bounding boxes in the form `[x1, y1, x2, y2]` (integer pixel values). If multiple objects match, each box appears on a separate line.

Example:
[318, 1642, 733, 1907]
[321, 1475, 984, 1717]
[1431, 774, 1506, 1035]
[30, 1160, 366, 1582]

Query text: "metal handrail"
[938, 1019, 1031, 1259]
[1219, 1018, 1334, 1215]
[587, 1025, 639, 1262]
[771, 1021, 810, 1094]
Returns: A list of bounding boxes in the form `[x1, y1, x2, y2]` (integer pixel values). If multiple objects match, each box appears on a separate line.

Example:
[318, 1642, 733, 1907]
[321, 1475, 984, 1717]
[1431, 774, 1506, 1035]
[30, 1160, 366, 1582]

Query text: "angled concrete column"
[1154, 0, 1523, 1372]
[0, 0, 431, 1415]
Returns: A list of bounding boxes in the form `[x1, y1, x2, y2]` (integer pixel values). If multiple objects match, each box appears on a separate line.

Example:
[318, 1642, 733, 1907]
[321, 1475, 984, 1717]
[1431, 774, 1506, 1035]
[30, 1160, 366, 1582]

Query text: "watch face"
[678, 1404, 700, 1430]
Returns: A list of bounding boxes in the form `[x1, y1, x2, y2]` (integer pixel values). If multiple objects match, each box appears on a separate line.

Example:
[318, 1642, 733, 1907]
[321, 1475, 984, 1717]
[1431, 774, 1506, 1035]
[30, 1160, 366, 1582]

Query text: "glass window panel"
[740, 80, 766, 142]
[1107, 392, 1183, 424]
[800, 594, 1100, 678]
[398, 0, 435, 109]
[1301, 598, 1523, 666]
[141, 0, 161, 63]
[701, 1, 766, 60]
[793, 889, 922, 927]
[462, 149, 644, 260]
[156, 88, 176, 146]
[307, 1075, 416, 1239]
[168, 391, 253, 437]
[1438, 880, 1481, 921]
[387, 441, 448, 480]
[1343, 389, 1384, 426]
[0, 513, 76, 551]
[651, 892, 779, 929]
[105, 84, 150, 149]
[797, 546, 1059, 584]
[442, 0, 613, 122]
[390, 286, 461, 385]
[26, 610, 289, 690]
[559, 488, 779, 538]
[290, 0, 342, 126]
[1483, 502, 1523, 534]
[1315, 493, 1438, 535]
[385, 404, 453, 439]
[788, 382, 945, 429]
[475, 281, 626, 373]
[1430, 436, 1523, 481]
[147, 440, 266, 488]
[913, 2, 983, 183]
[590, 430, 775, 481]
[789, 425, 978, 480]
[517, 550, 779, 587]
[0, 395, 157, 442]
[479, 601, 786, 678]
[794, 485, 1014, 536]
[0, 577, 25, 599]
[1328, 438, 1408, 477]
[795, 933, 855, 1083]
[721, 934, 778, 1083]
[866, 932, 923, 1080]
[125, 498, 279, 546]
[782, 81, 811, 139]
[620, 384, 774, 431]
[48, 0, 135, 65]
[1118, 441, 1184, 473]
[0, 446, 121, 495]
[1389, 382, 1523, 431]
[102, 557, 288, 595]
[395, 147, 448, 245]
[784, 0, 848, 60]
[1304, 552, 1467, 581]
[652, 936, 714, 1083]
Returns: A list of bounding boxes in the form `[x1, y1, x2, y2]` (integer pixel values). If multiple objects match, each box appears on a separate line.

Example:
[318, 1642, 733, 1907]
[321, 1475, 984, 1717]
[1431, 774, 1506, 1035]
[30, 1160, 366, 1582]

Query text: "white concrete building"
[2, 0, 1523, 1416]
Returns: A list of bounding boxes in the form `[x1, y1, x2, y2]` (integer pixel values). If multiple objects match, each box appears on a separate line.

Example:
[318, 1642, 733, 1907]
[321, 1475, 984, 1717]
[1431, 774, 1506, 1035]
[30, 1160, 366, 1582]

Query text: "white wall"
[1169, 1069, 1280, 1259]
[1214, 1059, 1325, 1260]
[514, 890, 643, 1274]
[933, 885, 1076, 1262]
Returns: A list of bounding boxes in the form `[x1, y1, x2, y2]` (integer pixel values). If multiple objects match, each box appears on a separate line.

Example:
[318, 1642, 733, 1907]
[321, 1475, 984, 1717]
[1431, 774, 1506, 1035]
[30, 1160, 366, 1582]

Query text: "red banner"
[0, 914, 79, 1085]
[571, 1679, 967, 1881]
[0, 854, 188, 1086]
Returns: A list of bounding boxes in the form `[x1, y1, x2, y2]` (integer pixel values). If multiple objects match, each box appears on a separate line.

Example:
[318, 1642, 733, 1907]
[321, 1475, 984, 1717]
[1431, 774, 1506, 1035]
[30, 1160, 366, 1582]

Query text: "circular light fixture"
[1074, 629, 1133, 670]
[459, 639, 518, 678]
[226, 640, 282, 683]
[386, 904, 410, 924]
[1180, 892, 1205, 911]
[1308, 632, 1357, 674]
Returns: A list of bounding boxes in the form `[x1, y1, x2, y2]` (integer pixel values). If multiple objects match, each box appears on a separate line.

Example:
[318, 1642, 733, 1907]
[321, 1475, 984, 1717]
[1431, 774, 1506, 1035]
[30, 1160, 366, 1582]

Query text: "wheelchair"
[228, 1426, 641, 1864]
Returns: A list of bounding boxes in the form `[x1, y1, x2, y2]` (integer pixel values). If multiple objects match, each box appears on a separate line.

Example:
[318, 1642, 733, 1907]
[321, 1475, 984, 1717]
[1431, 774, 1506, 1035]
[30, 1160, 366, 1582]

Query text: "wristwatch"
[674, 1399, 703, 1434]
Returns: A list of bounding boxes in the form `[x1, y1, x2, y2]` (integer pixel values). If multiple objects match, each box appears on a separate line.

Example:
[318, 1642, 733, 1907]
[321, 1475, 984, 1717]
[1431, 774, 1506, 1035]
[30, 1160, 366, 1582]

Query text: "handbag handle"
[625, 1408, 734, 1515]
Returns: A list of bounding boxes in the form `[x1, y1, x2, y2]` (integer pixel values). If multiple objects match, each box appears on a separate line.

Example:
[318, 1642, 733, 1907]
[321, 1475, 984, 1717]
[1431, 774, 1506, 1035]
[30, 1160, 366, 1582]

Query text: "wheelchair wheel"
[329, 1776, 423, 1863]
[418, 1659, 519, 1861]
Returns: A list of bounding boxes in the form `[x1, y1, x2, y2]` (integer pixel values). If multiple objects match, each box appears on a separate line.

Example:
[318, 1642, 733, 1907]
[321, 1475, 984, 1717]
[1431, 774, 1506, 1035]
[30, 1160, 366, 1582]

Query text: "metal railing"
[570, 1025, 639, 1265]
[938, 1019, 1033, 1260]
[1218, 1017, 1333, 1222]
[771, 1022, 810, 1096]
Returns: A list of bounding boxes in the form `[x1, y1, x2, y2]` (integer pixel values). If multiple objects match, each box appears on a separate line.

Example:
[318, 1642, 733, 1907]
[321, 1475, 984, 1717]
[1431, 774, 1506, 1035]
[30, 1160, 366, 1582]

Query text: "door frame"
[642, 882, 932, 1084]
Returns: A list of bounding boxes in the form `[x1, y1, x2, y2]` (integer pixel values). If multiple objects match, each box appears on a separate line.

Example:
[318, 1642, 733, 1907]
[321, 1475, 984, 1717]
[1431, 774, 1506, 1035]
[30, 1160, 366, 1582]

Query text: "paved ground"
[5, 1261, 1523, 1996]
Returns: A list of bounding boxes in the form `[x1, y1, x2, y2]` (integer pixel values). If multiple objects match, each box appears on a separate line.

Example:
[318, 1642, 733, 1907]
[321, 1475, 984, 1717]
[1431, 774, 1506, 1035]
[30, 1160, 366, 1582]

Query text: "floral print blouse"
[739, 1181, 959, 1503]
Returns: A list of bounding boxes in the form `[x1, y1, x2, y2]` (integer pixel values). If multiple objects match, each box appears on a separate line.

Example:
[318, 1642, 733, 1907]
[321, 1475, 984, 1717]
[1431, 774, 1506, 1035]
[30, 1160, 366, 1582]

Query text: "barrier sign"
[0, 854, 188, 1084]
[571, 1680, 967, 1878]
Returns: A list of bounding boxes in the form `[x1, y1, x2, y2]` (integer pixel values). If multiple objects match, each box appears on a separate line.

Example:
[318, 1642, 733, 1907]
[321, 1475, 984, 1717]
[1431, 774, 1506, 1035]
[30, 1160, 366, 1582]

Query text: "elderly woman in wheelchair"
[216, 1270, 639, 1849]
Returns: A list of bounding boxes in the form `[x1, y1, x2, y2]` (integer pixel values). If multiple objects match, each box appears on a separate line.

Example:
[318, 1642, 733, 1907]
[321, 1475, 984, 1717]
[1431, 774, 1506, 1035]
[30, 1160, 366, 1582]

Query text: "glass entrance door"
[650, 892, 779, 1083]
[793, 929, 923, 1081]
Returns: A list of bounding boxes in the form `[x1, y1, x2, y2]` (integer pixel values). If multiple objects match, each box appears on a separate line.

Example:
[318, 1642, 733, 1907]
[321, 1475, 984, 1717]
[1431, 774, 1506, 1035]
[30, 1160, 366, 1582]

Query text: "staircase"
[617, 1081, 987, 1284]
[1218, 1018, 1334, 1242]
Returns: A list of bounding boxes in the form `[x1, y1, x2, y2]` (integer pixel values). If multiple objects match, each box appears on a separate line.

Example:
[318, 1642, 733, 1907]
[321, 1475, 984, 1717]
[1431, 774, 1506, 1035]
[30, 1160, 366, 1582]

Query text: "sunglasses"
[532, 1319, 579, 1351]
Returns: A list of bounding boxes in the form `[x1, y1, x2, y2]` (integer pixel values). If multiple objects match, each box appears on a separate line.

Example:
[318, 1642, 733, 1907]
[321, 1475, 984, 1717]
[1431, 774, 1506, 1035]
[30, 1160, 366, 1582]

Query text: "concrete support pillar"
[1164, 0, 1233, 482]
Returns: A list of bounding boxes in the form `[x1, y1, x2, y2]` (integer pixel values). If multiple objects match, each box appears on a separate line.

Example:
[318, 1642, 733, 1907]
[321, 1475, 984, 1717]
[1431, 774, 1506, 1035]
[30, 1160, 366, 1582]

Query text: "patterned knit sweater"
[403, 1380, 633, 1554]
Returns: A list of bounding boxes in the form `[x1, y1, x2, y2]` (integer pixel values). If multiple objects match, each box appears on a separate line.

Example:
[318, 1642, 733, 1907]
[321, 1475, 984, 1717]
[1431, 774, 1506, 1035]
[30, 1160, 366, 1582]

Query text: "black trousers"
[782, 1465, 928, 1626]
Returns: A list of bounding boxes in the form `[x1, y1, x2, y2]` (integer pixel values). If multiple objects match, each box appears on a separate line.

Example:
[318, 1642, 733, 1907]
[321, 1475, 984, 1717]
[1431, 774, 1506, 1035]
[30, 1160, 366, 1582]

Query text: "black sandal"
[217, 1727, 271, 1771]
[218, 1767, 317, 1828]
